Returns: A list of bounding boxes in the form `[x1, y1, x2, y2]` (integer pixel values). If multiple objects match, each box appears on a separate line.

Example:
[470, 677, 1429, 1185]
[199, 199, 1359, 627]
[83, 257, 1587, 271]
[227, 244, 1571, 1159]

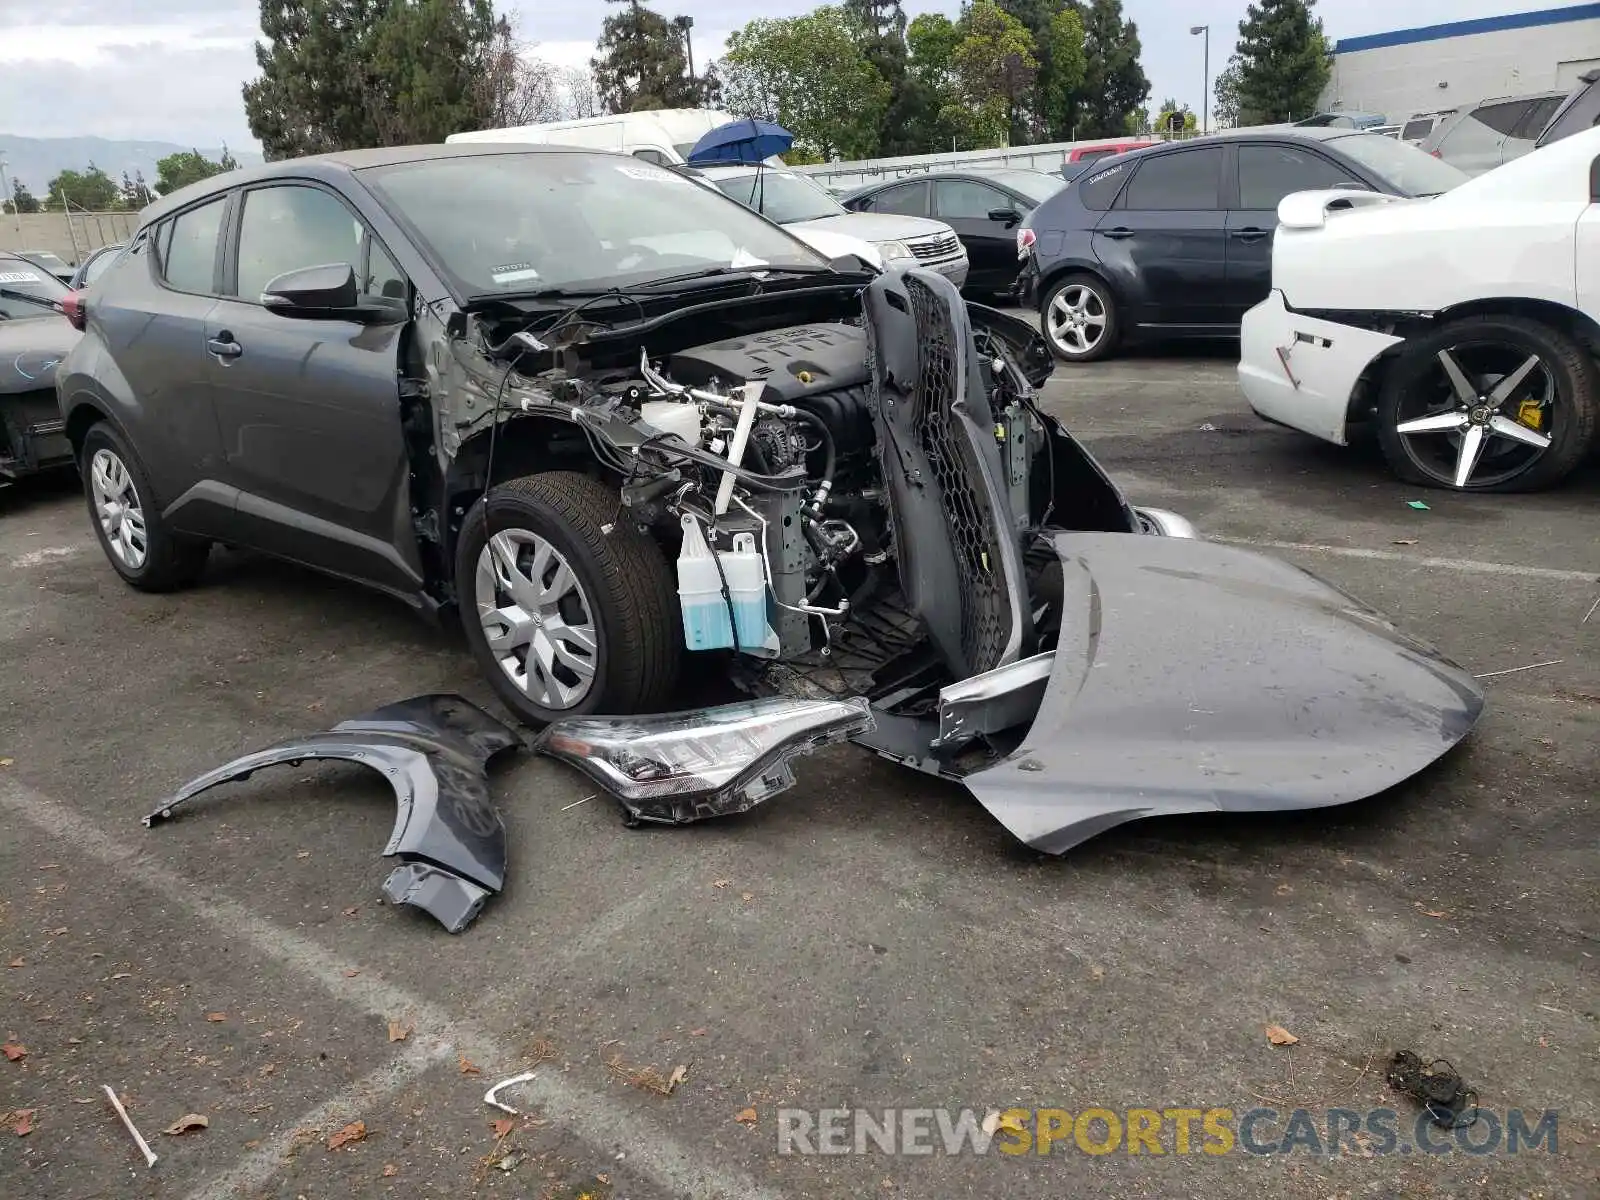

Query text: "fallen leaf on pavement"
[6, 958, 21, 969]
[12, 1108, 35, 1136]
[711, 879, 730, 889]
[342, 906, 360, 917]
[734, 1107, 757, 1125]
[387, 1019, 412, 1043]
[981, 1110, 1027, 1135]
[1265, 1024, 1299, 1046]
[0, 758, 12, 767]
[47, 928, 67, 937]
[296, 850, 311, 859]
[667, 1063, 688, 1091]
[383, 1163, 398, 1177]
[596, 1173, 610, 1184]
[327, 1120, 367, 1150]
[741, 892, 754, 902]
[689, 1027, 707, 1037]
[205, 1012, 226, 1023]
[3, 1041, 26, 1062]
[490, 1117, 514, 1139]
[1416, 905, 1451, 919]
[111, 972, 132, 980]
[163, 1113, 209, 1136]
[1392, 539, 1418, 546]
[1275, 883, 1294, 896]
[344, 969, 361, 978]
[459, 1055, 481, 1075]
[1089, 965, 1105, 982]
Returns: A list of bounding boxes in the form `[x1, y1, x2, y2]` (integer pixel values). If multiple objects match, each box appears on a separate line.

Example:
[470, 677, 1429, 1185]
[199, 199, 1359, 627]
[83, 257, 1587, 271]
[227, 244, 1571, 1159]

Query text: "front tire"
[80, 422, 209, 591]
[1041, 273, 1119, 363]
[456, 471, 680, 727]
[1375, 315, 1598, 492]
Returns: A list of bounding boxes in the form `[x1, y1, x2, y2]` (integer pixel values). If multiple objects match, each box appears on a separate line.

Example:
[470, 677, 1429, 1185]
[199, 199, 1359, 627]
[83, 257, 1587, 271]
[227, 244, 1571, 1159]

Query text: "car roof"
[844, 167, 1055, 194]
[137, 142, 592, 226]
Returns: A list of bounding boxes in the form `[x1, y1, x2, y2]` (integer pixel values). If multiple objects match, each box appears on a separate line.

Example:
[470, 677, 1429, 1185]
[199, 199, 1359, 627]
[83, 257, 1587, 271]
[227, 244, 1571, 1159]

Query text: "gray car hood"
[0, 314, 79, 395]
[960, 531, 1486, 853]
[792, 212, 958, 244]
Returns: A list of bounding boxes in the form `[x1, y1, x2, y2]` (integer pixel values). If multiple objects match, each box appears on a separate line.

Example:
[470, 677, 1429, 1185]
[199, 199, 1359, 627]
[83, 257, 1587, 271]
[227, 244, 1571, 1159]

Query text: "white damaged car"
[1238, 125, 1600, 491]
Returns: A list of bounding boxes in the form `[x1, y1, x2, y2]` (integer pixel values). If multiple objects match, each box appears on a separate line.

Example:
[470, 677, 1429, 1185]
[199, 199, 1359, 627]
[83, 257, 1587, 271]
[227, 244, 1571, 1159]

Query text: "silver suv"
[1420, 90, 1566, 175]
[692, 163, 969, 288]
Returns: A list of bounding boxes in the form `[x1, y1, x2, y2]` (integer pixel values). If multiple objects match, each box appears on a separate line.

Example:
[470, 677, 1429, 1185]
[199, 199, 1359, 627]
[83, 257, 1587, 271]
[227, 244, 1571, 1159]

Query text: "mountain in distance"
[0, 134, 266, 195]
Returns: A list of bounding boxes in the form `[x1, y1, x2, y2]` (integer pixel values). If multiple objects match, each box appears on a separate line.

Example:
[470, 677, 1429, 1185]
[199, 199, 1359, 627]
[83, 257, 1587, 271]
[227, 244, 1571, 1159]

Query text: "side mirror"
[261, 262, 402, 323]
[988, 207, 1021, 226]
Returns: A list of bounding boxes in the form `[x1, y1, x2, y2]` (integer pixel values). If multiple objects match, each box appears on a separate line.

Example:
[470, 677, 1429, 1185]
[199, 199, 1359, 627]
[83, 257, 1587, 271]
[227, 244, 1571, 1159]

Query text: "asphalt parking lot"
[2, 347, 1596, 1199]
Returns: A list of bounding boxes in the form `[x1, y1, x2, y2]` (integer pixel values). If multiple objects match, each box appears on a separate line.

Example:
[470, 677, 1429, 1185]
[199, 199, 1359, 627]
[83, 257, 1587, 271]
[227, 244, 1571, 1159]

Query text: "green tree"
[4, 180, 41, 214]
[243, 0, 500, 159]
[904, 12, 964, 151]
[844, 0, 925, 156]
[1232, 0, 1331, 123]
[591, 0, 701, 113]
[1039, 6, 1087, 141]
[1212, 58, 1259, 128]
[1077, 0, 1149, 139]
[47, 165, 119, 211]
[119, 170, 156, 210]
[720, 8, 891, 160]
[1155, 98, 1198, 134]
[155, 149, 232, 195]
[947, 1, 1038, 148]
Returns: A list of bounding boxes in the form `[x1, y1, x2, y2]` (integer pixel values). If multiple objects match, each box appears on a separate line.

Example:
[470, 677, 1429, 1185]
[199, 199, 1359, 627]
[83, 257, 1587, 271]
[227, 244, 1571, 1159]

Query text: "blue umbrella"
[685, 119, 794, 165]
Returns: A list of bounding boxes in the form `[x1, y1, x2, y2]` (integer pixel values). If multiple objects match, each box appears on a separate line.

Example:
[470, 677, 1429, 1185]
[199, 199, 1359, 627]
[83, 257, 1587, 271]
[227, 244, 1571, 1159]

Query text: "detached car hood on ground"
[957, 532, 1486, 853]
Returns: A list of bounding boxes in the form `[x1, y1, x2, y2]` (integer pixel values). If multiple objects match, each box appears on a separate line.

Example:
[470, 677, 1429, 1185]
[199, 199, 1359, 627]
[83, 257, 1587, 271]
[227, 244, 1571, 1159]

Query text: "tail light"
[1016, 227, 1037, 260]
[1430, 148, 1442, 158]
[62, 289, 86, 331]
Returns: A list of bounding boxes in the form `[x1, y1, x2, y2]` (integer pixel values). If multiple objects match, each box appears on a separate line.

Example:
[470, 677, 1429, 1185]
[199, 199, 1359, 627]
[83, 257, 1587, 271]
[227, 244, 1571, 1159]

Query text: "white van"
[446, 109, 742, 167]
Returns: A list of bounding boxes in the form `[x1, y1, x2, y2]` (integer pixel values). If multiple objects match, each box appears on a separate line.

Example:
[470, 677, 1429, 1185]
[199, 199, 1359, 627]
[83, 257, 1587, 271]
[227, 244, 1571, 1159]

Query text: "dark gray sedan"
[1, 251, 79, 488]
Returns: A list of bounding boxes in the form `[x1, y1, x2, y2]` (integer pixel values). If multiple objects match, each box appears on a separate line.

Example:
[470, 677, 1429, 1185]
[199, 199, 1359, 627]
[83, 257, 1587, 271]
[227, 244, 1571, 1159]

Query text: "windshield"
[1327, 131, 1469, 196]
[361, 151, 828, 297]
[22, 251, 69, 272]
[983, 170, 1066, 204]
[0, 257, 71, 318]
[709, 170, 847, 224]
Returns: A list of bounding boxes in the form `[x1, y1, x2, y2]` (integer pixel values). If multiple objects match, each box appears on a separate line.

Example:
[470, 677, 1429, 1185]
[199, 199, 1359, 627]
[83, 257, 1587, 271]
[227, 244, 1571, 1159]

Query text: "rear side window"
[1512, 96, 1561, 139]
[160, 196, 228, 294]
[1473, 100, 1532, 137]
[864, 181, 928, 216]
[1121, 147, 1223, 210]
[1237, 145, 1363, 210]
[1539, 83, 1600, 146]
[1078, 161, 1131, 209]
[1401, 118, 1434, 140]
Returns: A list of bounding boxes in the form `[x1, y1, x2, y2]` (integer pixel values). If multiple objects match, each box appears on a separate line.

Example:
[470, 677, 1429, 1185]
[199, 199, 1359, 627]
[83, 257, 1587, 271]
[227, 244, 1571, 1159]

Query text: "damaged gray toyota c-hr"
[58, 143, 1485, 861]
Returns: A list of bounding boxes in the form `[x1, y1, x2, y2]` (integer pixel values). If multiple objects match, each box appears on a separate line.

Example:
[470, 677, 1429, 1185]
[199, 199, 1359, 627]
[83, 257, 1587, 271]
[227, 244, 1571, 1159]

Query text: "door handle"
[1099, 227, 1134, 240]
[207, 334, 242, 359]
[1230, 227, 1269, 242]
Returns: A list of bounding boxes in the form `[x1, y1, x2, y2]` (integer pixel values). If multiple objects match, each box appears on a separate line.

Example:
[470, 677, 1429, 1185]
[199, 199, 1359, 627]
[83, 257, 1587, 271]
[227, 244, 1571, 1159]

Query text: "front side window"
[236, 184, 366, 302]
[709, 170, 845, 223]
[361, 151, 826, 297]
[1121, 148, 1224, 210]
[866, 181, 929, 216]
[1237, 145, 1363, 210]
[935, 179, 1010, 220]
[161, 195, 228, 294]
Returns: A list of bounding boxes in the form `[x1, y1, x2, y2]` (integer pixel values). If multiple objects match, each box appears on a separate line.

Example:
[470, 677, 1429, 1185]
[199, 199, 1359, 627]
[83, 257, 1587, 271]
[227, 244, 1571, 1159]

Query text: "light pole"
[1190, 25, 1210, 133]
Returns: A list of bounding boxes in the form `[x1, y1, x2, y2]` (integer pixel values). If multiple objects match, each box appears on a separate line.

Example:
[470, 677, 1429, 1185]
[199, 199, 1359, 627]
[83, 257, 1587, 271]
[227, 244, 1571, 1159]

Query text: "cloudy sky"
[0, 0, 1563, 150]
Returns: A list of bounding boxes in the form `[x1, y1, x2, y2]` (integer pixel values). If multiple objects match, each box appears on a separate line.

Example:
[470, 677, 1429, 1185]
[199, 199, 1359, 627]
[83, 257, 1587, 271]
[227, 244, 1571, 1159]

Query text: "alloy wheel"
[474, 529, 598, 711]
[1393, 342, 1555, 489]
[1046, 283, 1108, 357]
[89, 447, 148, 570]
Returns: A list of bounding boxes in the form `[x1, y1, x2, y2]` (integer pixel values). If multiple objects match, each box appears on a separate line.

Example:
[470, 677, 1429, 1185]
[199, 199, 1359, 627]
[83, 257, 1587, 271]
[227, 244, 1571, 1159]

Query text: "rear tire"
[1041, 273, 1120, 363]
[80, 422, 209, 591]
[456, 471, 680, 727]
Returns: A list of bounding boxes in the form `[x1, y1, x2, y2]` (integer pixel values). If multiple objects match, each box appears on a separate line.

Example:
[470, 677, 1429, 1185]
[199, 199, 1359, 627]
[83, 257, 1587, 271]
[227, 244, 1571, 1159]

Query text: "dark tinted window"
[1539, 80, 1600, 146]
[1401, 118, 1434, 140]
[1121, 148, 1223, 210]
[935, 179, 1009, 219]
[866, 181, 928, 216]
[1474, 99, 1533, 137]
[1077, 160, 1132, 209]
[1077, 148, 1114, 162]
[632, 148, 672, 166]
[160, 196, 227, 294]
[1512, 96, 1562, 138]
[1237, 144, 1363, 209]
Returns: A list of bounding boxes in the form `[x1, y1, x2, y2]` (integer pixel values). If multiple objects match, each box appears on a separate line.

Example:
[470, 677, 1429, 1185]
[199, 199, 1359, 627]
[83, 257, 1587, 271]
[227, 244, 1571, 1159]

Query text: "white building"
[1319, 3, 1600, 123]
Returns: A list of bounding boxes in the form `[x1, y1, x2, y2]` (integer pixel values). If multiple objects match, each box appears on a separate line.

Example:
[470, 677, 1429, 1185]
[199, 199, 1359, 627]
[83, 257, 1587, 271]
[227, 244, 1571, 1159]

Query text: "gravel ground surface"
[2, 342, 1595, 1199]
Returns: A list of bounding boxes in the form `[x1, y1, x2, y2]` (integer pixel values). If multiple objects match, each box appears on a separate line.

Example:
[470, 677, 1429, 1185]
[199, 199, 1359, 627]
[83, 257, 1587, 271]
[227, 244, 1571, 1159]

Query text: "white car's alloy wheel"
[89, 447, 148, 570]
[475, 529, 598, 711]
[1392, 342, 1554, 489]
[1046, 282, 1109, 358]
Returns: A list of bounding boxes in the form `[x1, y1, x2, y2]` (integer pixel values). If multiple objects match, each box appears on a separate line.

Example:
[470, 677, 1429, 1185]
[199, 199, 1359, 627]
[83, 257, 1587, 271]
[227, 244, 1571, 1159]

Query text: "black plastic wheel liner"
[862, 268, 1033, 679]
[142, 695, 521, 933]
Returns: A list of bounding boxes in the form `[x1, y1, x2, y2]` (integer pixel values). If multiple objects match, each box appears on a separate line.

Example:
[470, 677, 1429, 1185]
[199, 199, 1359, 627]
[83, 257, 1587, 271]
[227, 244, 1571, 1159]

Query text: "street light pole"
[1190, 25, 1210, 132]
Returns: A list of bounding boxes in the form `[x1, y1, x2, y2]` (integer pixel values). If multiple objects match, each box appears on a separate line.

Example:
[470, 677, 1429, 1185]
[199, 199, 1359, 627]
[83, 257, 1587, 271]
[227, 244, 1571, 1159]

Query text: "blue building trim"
[1335, 3, 1600, 54]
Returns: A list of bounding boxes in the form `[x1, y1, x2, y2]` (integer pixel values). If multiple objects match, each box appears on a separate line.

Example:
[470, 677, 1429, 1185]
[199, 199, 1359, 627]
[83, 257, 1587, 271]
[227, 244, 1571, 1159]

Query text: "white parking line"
[0, 777, 781, 1200]
[1222, 538, 1599, 584]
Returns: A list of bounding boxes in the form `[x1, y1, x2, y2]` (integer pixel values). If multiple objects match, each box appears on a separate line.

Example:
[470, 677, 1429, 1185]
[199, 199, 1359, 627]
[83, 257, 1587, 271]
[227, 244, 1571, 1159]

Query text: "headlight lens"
[873, 239, 915, 262]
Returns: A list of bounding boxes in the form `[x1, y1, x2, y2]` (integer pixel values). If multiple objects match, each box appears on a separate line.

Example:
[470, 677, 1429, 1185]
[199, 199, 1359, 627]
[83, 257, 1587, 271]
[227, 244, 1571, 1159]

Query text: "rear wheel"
[1041, 273, 1119, 363]
[80, 422, 209, 591]
[456, 471, 680, 727]
[1375, 315, 1598, 492]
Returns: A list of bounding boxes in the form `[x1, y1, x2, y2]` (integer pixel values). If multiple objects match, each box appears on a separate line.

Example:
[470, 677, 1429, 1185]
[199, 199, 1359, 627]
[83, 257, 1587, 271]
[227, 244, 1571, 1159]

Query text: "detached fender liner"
[143, 695, 520, 933]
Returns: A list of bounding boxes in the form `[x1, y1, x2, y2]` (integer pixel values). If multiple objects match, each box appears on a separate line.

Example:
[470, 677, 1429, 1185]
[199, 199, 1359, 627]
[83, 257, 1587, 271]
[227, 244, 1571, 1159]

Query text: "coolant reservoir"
[640, 401, 701, 446]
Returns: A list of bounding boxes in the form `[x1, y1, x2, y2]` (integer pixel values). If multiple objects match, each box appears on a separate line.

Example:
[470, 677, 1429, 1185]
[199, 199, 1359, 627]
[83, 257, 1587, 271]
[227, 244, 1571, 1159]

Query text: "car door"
[203, 179, 422, 595]
[1225, 142, 1371, 318]
[1092, 145, 1228, 327]
[933, 178, 1024, 290]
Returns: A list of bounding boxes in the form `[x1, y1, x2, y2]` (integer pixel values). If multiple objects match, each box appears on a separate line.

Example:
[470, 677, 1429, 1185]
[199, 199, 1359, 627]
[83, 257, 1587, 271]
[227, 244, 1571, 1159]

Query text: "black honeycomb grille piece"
[904, 275, 1013, 674]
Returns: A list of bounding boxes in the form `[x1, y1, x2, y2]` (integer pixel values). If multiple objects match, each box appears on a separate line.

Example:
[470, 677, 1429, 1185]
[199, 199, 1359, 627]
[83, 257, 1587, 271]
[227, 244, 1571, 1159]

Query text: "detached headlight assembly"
[873, 239, 916, 262]
[536, 697, 875, 825]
